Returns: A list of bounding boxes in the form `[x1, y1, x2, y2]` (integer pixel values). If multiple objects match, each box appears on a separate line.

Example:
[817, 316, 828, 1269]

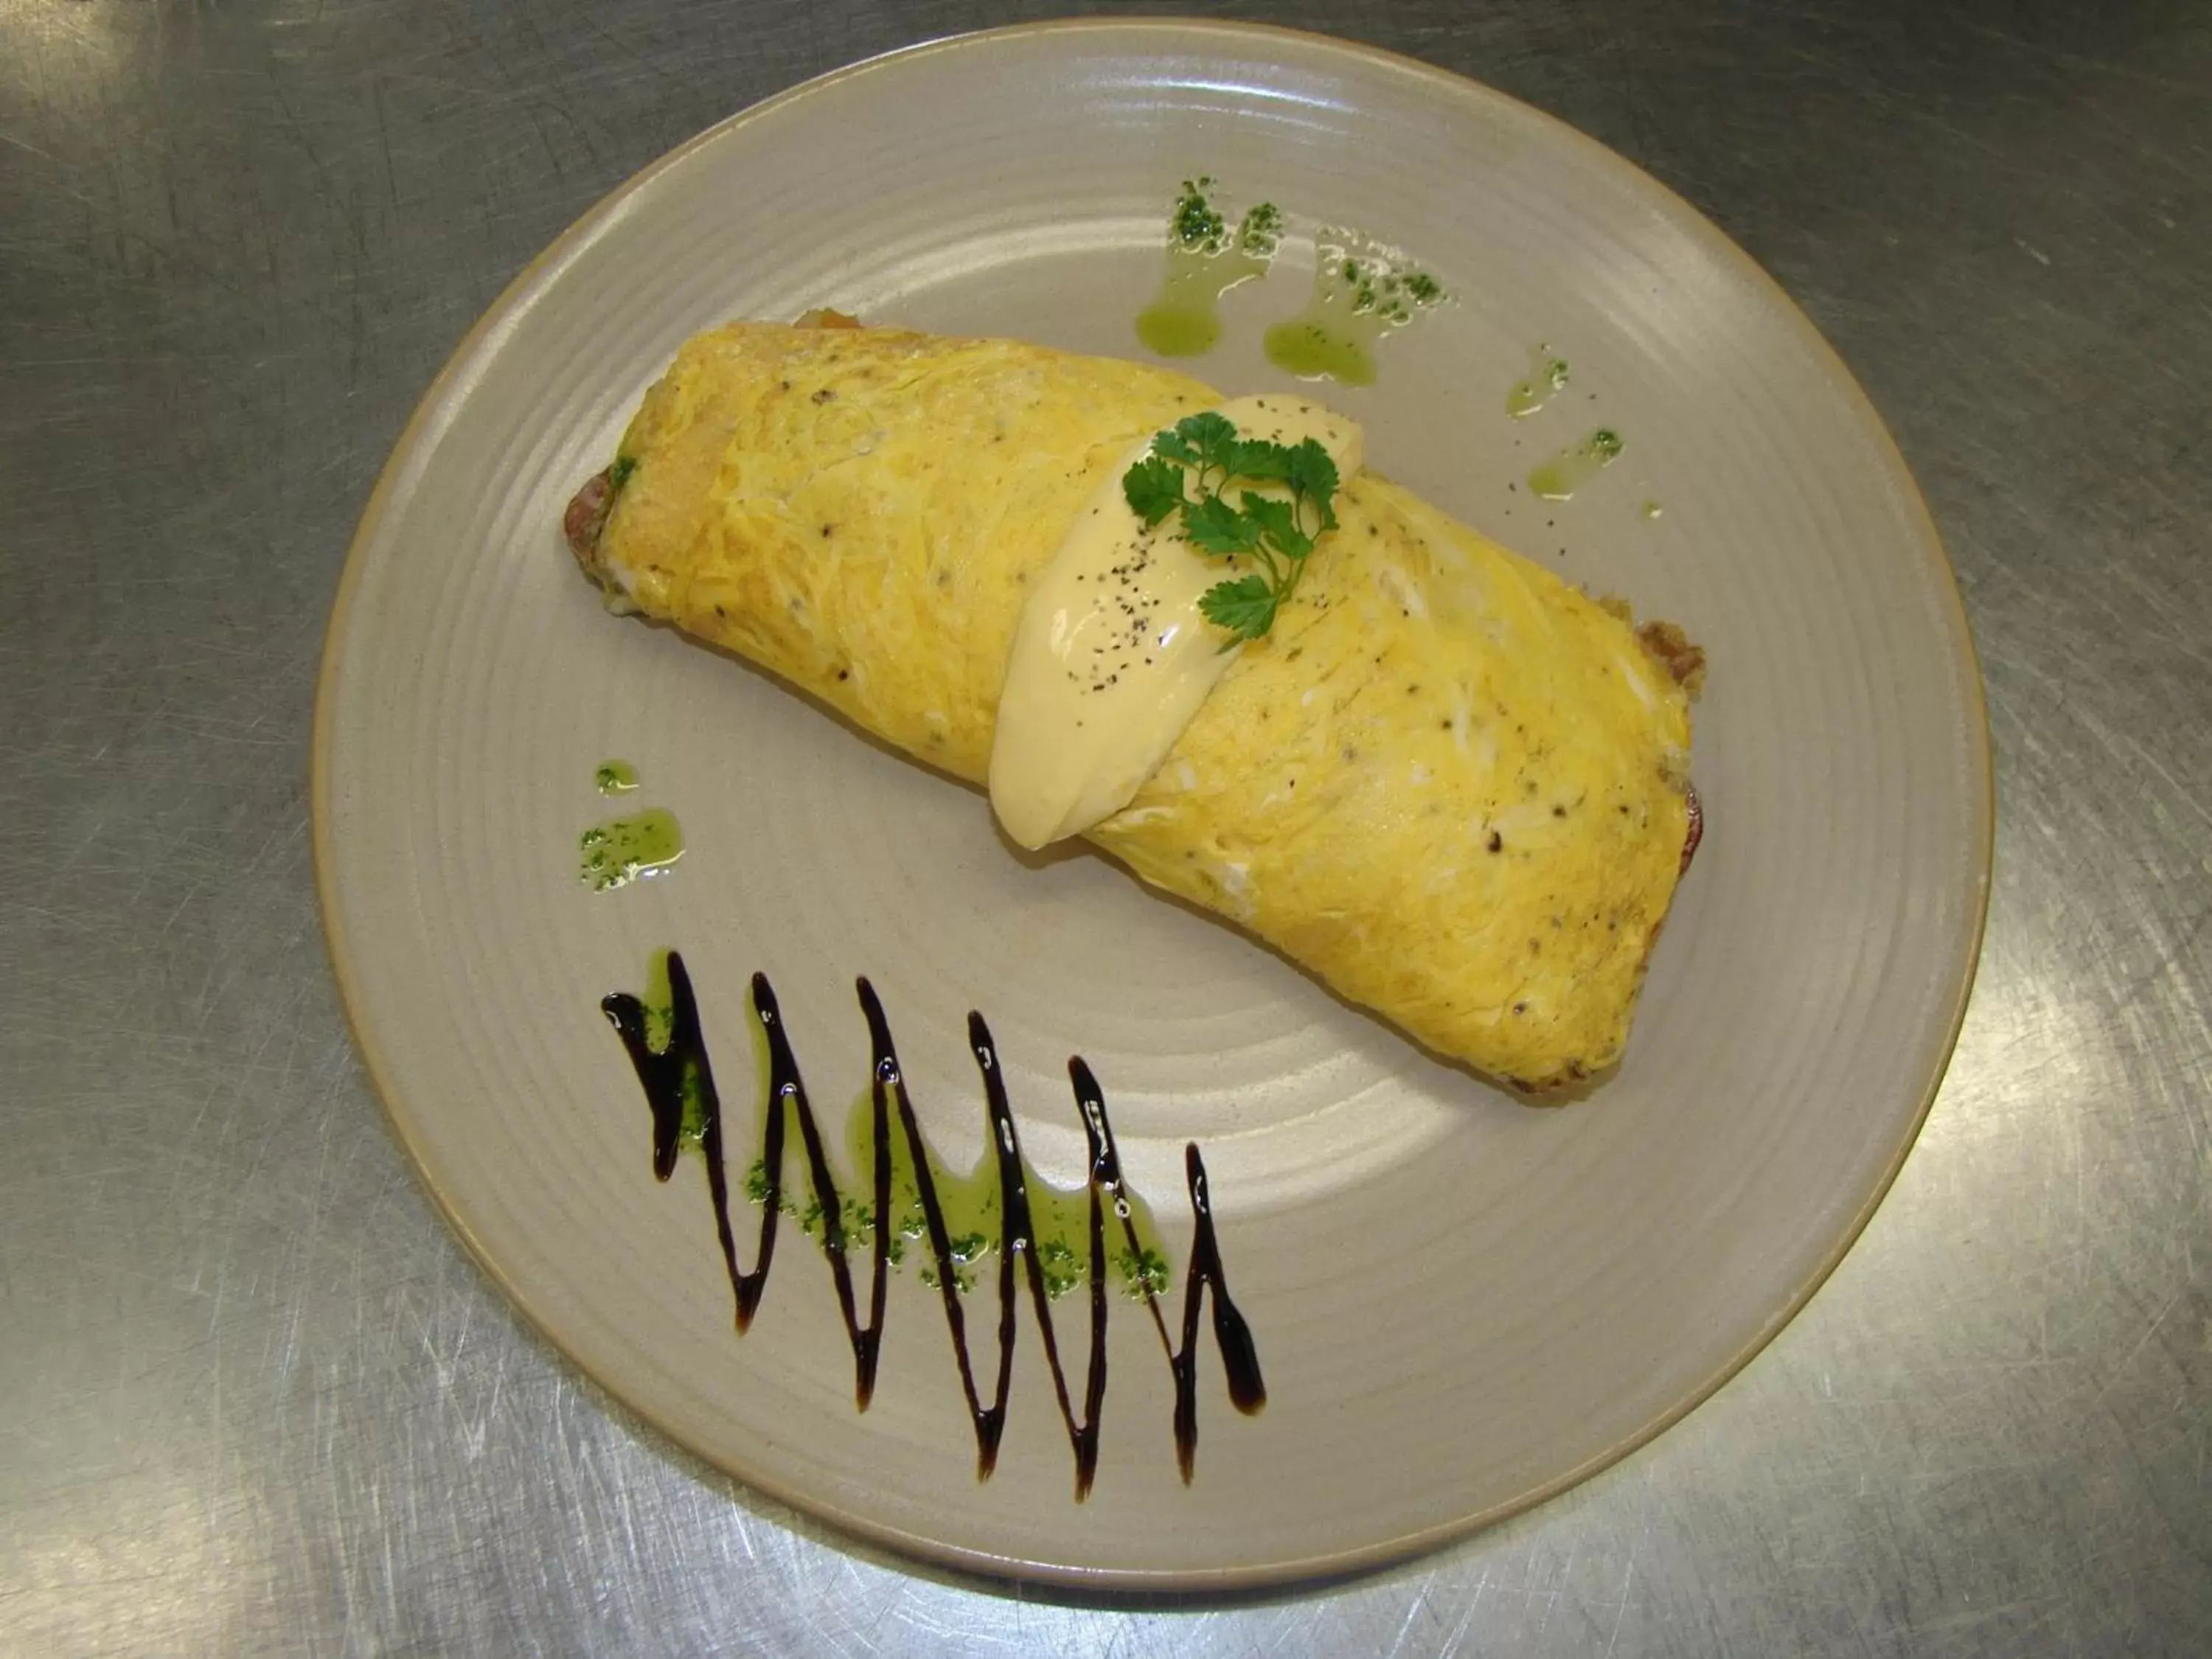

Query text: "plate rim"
[310, 15, 1996, 1592]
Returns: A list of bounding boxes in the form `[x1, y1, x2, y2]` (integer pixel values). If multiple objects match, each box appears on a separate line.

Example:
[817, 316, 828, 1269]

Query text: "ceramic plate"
[313, 21, 1991, 1587]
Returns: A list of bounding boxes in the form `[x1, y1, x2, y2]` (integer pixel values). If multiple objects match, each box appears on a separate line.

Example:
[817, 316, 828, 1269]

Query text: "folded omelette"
[564, 320, 1703, 1090]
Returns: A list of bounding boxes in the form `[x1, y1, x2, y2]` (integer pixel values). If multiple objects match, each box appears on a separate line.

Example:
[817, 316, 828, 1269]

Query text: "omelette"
[563, 319, 1703, 1091]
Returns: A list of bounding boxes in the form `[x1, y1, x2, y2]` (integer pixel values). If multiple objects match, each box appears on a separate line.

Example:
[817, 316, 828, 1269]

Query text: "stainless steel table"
[5, 2, 2208, 1652]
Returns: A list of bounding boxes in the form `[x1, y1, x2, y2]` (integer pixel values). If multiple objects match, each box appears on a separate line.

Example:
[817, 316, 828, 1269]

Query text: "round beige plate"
[314, 21, 1991, 1588]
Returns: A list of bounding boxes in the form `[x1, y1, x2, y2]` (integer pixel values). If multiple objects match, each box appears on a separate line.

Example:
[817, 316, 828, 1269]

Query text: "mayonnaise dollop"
[989, 394, 1363, 849]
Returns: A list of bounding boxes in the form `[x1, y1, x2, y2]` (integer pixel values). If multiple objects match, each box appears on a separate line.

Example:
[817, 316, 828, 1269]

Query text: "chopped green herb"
[1237, 201, 1284, 258]
[677, 1062, 707, 1153]
[577, 807, 683, 891]
[1169, 177, 1227, 253]
[1116, 1244, 1170, 1300]
[608, 453, 638, 493]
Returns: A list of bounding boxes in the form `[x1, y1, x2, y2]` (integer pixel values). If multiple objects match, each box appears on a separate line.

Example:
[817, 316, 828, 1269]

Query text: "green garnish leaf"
[1284, 439, 1339, 529]
[1199, 574, 1278, 641]
[1183, 492, 1263, 556]
[608, 453, 638, 493]
[1165, 410, 1240, 470]
[1150, 426, 1197, 467]
[1238, 492, 1311, 560]
[1122, 455, 1186, 526]
[1119, 409, 1346, 644]
[1226, 439, 1293, 484]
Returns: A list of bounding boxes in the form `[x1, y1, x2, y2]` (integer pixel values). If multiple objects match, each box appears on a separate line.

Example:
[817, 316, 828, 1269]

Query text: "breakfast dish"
[564, 320, 1704, 1088]
[313, 19, 1990, 1587]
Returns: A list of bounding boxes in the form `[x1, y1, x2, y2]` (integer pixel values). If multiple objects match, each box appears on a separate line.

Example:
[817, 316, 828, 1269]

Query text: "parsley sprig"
[1121, 411, 1340, 644]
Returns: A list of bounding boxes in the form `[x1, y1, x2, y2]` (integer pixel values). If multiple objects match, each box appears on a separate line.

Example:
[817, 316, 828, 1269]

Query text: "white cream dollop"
[988, 394, 1363, 849]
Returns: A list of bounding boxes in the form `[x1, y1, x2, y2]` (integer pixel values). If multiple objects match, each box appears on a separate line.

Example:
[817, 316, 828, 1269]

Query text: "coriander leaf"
[1150, 427, 1197, 466]
[1140, 411, 1350, 645]
[1239, 492, 1312, 560]
[1199, 575, 1276, 641]
[1181, 492, 1262, 556]
[608, 454, 639, 493]
[1121, 455, 1186, 526]
[1171, 411, 1240, 470]
[1284, 439, 1340, 529]
[1226, 439, 1295, 484]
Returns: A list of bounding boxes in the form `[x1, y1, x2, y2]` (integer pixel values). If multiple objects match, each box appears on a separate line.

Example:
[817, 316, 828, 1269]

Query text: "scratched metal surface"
[2, 0, 2207, 1651]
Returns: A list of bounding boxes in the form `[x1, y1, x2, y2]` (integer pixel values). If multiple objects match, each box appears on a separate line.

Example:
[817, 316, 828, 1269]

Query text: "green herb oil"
[1506, 344, 1571, 419]
[1135, 183, 1283, 358]
[717, 1085, 1172, 1301]
[1263, 230, 1444, 386]
[1528, 428, 1627, 501]
[578, 807, 684, 891]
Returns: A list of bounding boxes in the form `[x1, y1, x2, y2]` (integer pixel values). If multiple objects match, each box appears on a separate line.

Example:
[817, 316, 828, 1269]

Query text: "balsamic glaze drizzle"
[600, 952, 1265, 1497]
